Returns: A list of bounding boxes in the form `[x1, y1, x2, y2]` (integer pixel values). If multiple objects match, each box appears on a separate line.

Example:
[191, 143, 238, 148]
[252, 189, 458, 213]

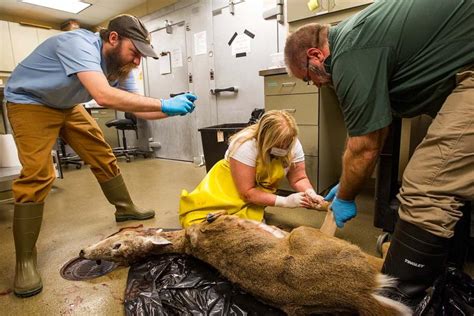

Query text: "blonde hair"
[284, 23, 330, 76]
[229, 110, 299, 180]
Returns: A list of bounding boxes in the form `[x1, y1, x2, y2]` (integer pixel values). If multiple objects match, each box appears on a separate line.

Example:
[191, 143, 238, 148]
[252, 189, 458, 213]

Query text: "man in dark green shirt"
[285, 0, 473, 306]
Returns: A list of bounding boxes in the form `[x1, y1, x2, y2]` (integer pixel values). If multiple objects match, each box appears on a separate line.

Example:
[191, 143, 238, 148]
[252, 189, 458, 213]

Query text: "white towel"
[0, 134, 21, 167]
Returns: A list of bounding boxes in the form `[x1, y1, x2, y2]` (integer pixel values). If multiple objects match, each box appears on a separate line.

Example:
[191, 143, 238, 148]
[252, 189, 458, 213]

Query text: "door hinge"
[263, 0, 284, 23]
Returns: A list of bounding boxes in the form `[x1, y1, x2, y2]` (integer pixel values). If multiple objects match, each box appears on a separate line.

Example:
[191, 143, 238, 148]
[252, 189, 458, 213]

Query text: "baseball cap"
[107, 14, 159, 59]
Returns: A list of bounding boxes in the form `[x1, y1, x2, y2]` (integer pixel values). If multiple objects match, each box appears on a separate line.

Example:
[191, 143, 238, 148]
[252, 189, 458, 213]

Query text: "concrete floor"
[0, 158, 472, 315]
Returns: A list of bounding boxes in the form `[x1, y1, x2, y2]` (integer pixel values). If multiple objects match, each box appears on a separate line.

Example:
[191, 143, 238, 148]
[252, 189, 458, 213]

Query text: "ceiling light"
[20, 0, 91, 14]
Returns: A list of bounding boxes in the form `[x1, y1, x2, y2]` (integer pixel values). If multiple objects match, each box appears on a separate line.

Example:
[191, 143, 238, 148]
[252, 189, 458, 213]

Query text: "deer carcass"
[80, 214, 411, 316]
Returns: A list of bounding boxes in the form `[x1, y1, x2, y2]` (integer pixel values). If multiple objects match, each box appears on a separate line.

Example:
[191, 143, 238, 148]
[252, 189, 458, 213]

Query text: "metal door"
[145, 23, 195, 161]
[212, 0, 281, 123]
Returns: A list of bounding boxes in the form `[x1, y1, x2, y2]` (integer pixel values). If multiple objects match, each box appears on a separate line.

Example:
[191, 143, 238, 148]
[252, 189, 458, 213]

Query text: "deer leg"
[365, 242, 391, 272]
[365, 254, 384, 272]
[319, 210, 337, 236]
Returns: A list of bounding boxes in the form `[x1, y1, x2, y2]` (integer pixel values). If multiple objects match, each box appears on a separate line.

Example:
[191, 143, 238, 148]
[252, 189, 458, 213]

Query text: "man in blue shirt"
[5, 14, 197, 297]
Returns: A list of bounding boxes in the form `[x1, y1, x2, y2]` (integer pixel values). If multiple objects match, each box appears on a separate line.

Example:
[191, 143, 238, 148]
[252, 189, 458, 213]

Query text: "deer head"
[79, 225, 172, 264]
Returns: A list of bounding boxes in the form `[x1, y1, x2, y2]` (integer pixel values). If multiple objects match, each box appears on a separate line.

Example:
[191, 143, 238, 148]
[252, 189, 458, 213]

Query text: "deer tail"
[355, 273, 412, 316]
[370, 294, 413, 316]
[368, 274, 412, 316]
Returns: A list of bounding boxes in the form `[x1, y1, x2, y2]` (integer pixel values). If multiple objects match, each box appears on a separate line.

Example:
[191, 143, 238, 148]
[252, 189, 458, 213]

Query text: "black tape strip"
[236, 52, 246, 58]
[228, 32, 238, 46]
[244, 29, 255, 39]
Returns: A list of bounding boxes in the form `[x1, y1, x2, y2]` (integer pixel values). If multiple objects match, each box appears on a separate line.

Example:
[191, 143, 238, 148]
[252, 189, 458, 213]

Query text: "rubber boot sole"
[14, 285, 43, 298]
[115, 213, 155, 222]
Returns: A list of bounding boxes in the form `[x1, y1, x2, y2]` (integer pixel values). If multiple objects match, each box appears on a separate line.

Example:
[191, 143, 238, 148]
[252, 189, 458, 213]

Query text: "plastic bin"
[198, 123, 248, 172]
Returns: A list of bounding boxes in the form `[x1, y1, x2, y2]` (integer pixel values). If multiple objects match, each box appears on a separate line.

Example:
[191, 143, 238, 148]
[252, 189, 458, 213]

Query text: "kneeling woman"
[179, 110, 323, 228]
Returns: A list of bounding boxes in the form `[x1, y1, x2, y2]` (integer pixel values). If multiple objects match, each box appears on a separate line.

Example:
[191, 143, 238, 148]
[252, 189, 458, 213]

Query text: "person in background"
[5, 14, 197, 297]
[179, 110, 324, 228]
[284, 0, 473, 307]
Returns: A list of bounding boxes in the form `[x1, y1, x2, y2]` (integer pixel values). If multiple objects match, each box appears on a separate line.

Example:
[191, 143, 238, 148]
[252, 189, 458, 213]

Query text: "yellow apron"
[179, 158, 285, 227]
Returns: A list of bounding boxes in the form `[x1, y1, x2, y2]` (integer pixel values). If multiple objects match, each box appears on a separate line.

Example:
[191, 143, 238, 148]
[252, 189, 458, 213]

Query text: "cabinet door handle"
[283, 108, 296, 113]
[211, 86, 238, 95]
[170, 92, 186, 97]
[281, 82, 296, 87]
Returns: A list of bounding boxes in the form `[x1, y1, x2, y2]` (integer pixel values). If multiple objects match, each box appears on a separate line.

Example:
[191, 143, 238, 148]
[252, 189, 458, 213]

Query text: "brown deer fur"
[80, 215, 410, 316]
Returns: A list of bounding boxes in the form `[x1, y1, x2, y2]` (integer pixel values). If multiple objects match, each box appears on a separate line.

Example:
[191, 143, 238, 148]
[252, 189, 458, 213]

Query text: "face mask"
[270, 147, 289, 157]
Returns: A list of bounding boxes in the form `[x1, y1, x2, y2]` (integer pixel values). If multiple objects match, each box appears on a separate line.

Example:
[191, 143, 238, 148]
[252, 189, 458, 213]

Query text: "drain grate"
[60, 257, 119, 281]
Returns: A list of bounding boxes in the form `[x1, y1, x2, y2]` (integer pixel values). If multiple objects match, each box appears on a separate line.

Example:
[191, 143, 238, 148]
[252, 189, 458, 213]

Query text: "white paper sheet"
[171, 47, 183, 68]
[232, 34, 251, 56]
[159, 53, 171, 75]
[194, 31, 207, 55]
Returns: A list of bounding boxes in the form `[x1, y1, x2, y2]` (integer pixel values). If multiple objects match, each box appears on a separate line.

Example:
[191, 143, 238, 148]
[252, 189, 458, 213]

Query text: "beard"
[105, 41, 137, 82]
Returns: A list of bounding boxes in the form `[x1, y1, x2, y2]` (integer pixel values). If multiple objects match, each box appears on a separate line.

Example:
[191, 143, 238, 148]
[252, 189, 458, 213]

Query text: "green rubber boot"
[13, 202, 44, 298]
[100, 174, 155, 222]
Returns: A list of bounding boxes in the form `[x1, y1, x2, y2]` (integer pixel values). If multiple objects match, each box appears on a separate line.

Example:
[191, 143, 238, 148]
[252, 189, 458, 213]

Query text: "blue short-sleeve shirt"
[5, 29, 138, 109]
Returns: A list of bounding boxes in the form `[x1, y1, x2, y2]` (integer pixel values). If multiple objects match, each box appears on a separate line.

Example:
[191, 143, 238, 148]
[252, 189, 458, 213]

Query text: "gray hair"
[284, 23, 330, 76]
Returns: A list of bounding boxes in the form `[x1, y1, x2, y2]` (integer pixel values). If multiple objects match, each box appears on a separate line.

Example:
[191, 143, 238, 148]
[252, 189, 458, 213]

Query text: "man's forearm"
[96, 86, 164, 112]
[337, 127, 389, 200]
[338, 147, 378, 200]
[133, 111, 169, 120]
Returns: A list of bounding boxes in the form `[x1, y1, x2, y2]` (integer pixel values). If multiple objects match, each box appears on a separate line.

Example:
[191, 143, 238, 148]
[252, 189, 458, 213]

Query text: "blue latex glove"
[161, 93, 197, 116]
[324, 183, 357, 228]
[180, 102, 196, 116]
[324, 183, 339, 201]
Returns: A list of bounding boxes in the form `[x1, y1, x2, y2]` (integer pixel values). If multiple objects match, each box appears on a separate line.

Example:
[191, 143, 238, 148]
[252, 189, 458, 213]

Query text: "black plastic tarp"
[124, 255, 474, 316]
[124, 253, 285, 316]
[414, 267, 474, 316]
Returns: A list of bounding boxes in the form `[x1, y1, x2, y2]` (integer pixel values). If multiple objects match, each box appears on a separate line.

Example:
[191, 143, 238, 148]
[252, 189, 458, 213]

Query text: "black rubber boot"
[100, 174, 155, 222]
[13, 202, 44, 298]
[381, 219, 450, 308]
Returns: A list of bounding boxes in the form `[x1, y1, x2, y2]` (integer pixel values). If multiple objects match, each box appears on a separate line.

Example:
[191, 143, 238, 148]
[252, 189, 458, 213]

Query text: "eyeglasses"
[302, 56, 313, 86]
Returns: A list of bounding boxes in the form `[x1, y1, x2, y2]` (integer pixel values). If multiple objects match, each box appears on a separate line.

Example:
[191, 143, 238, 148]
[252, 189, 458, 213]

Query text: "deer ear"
[147, 235, 172, 246]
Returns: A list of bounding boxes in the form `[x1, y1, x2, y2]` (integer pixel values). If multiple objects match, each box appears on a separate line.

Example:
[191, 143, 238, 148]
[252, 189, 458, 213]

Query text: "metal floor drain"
[60, 257, 119, 281]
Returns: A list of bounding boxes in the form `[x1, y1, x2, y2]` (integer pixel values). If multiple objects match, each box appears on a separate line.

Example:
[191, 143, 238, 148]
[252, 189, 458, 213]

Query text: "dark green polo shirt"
[328, 0, 473, 136]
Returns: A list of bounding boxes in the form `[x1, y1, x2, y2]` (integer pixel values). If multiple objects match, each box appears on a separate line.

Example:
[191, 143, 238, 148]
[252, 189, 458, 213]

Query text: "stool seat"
[105, 112, 151, 162]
